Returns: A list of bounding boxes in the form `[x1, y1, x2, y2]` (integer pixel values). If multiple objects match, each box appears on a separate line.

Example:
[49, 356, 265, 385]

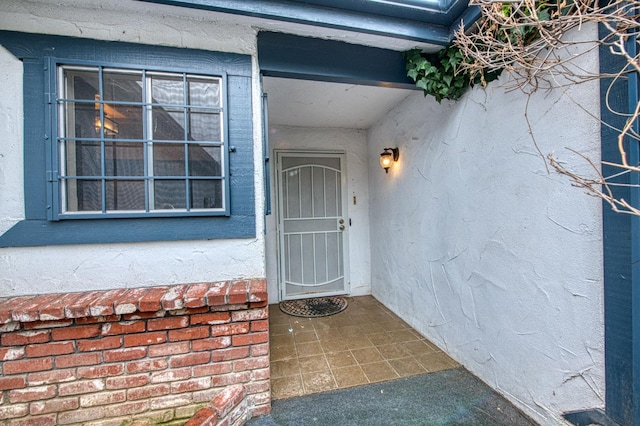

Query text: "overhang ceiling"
[263, 77, 414, 129]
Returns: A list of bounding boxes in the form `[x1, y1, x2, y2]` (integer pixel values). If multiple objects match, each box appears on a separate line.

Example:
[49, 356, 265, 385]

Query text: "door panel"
[277, 152, 349, 300]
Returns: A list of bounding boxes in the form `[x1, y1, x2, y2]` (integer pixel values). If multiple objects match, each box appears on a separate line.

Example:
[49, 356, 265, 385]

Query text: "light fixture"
[95, 114, 119, 136]
[379, 147, 399, 173]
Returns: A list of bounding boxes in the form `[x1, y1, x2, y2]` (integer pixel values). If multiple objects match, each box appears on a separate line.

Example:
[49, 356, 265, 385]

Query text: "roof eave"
[138, 0, 478, 45]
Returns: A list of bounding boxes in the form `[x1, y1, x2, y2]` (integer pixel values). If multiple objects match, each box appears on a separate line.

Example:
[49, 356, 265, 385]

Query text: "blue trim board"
[0, 31, 256, 247]
[566, 24, 640, 426]
[0, 216, 255, 248]
[564, 409, 621, 426]
[258, 32, 420, 90]
[628, 32, 640, 426]
[139, 0, 453, 45]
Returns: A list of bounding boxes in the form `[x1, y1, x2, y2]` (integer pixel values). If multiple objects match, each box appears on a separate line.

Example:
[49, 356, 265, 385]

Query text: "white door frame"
[274, 150, 350, 301]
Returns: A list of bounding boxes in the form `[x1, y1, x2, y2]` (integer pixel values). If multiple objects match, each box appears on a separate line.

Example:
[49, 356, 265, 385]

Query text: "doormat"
[279, 296, 348, 318]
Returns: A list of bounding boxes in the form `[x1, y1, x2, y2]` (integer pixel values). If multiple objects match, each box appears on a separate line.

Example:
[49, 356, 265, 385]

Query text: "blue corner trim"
[564, 409, 622, 426]
[627, 31, 640, 426]
[0, 31, 256, 247]
[599, 23, 639, 425]
[258, 32, 420, 89]
[139, 0, 452, 45]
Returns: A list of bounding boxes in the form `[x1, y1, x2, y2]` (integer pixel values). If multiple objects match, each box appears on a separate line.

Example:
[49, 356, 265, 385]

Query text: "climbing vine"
[406, 0, 640, 216]
[454, 0, 640, 215]
[403, 46, 501, 103]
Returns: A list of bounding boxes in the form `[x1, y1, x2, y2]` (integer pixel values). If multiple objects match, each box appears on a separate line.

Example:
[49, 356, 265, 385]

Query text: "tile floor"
[269, 295, 459, 399]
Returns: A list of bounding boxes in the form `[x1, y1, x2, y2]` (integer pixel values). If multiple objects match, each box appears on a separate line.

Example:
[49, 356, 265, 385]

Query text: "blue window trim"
[0, 31, 255, 247]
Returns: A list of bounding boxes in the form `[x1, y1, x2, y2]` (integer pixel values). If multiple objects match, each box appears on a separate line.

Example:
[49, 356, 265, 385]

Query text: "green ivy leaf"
[403, 45, 502, 102]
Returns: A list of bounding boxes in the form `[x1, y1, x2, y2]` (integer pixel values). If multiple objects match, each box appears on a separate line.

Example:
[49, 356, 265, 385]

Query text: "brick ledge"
[0, 278, 267, 324]
[186, 384, 248, 426]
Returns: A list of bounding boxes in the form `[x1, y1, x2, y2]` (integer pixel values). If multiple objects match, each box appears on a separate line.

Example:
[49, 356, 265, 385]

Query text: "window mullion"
[145, 71, 154, 212]
[98, 66, 107, 214]
[183, 73, 191, 212]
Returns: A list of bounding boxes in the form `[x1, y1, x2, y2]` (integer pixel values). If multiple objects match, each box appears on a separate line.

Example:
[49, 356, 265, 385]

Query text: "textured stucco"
[0, 0, 266, 296]
[367, 27, 604, 424]
[0, 46, 24, 236]
[265, 126, 372, 304]
[0, 0, 257, 54]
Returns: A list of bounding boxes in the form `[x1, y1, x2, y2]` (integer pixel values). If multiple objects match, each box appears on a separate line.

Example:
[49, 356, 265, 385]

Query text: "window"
[56, 66, 227, 218]
[0, 31, 255, 247]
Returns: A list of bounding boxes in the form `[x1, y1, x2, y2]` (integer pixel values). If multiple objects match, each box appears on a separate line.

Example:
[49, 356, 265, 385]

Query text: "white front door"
[276, 151, 350, 301]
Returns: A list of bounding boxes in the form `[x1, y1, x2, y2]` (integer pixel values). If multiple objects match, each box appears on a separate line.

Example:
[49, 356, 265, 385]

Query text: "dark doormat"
[279, 296, 348, 318]
[247, 368, 538, 426]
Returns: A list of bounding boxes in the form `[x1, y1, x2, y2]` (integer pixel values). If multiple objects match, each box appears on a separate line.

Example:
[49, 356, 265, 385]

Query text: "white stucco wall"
[0, 0, 266, 296]
[265, 125, 372, 304]
[367, 29, 604, 424]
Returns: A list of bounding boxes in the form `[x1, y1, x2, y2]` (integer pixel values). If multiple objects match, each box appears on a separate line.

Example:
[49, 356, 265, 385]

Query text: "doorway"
[275, 151, 350, 301]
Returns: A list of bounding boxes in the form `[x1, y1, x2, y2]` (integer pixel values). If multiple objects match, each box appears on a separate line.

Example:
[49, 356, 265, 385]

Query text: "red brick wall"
[0, 279, 270, 425]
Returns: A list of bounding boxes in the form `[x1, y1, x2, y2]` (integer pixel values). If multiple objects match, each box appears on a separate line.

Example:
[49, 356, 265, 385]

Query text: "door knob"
[339, 225, 345, 230]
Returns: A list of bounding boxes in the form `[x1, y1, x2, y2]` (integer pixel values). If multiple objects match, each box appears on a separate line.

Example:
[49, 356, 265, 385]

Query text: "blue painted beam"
[627, 30, 640, 426]
[593, 23, 638, 426]
[449, 4, 481, 40]
[258, 32, 420, 89]
[138, 0, 452, 45]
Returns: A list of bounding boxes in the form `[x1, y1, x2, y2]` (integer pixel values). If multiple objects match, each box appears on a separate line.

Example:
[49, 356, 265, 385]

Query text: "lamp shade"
[379, 147, 399, 173]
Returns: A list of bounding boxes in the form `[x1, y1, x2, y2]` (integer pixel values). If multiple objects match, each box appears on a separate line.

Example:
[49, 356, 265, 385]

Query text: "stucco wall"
[265, 126, 372, 304]
[367, 28, 604, 424]
[0, 0, 266, 296]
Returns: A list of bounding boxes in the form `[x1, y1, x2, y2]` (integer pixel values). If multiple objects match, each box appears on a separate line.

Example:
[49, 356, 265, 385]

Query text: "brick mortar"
[0, 279, 270, 425]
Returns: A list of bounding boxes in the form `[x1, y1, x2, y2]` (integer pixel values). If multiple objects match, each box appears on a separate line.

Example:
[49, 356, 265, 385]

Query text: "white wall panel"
[367, 26, 603, 424]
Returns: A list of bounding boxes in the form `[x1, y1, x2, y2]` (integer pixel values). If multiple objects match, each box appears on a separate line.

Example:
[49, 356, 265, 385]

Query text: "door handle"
[339, 225, 345, 231]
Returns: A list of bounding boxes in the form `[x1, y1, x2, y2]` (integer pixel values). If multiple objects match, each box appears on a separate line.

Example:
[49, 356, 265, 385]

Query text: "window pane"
[189, 109, 221, 141]
[153, 179, 186, 209]
[103, 71, 142, 103]
[65, 140, 101, 177]
[101, 104, 142, 140]
[65, 69, 99, 101]
[66, 179, 102, 212]
[61, 102, 97, 139]
[58, 65, 226, 216]
[153, 107, 184, 140]
[106, 180, 145, 211]
[105, 142, 144, 176]
[151, 75, 184, 105]
[154, 143, 185, 176]
[190, 180, 222, 209]
[188, 145, 222, 177]
[188, 77, 220, 107]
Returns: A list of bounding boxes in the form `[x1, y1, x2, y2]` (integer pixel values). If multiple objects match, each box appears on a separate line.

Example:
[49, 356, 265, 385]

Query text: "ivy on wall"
[403, 46, 502, 103]
[404, 1, 582, 103]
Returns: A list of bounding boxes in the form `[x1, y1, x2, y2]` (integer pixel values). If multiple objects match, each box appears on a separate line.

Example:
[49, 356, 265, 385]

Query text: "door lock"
[339, 219, 344, 224]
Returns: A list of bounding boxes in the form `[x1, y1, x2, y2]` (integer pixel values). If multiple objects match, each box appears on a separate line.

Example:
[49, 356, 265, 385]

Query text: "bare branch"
[455, 0, 640, 215]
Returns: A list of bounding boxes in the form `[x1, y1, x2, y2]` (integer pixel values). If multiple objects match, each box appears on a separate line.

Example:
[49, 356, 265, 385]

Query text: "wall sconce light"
[379, 147, 399, 173]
